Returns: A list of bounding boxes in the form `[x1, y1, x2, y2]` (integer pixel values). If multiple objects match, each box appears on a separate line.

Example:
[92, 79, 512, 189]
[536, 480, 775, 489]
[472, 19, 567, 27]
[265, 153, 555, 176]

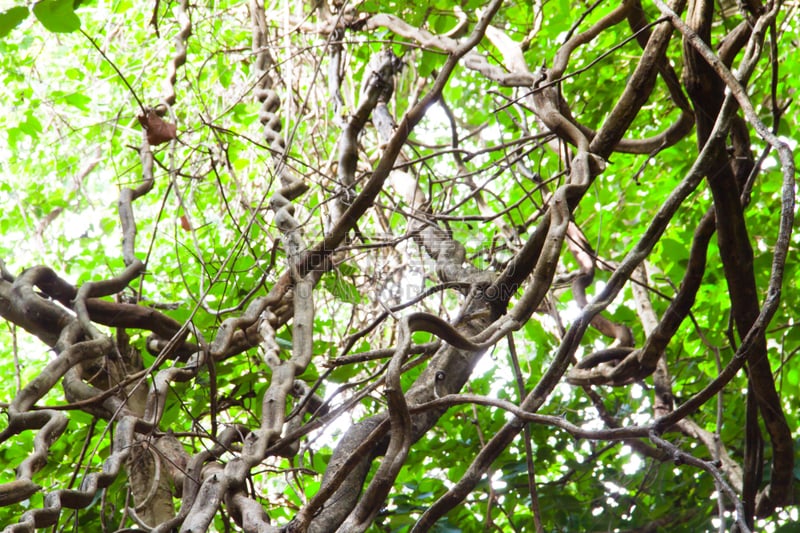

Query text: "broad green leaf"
[33, 0, 80, 33]
[63, 92, 91, 110]
[0, 6, 29, 38]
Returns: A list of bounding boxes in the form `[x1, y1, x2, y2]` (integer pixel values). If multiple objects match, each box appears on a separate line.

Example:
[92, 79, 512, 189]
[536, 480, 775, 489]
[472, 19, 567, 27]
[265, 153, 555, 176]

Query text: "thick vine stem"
[149, 426, 249, 533]
[409, 3, 708, 527]
[630, 264, 745, 495]
[296, 0, 504, 280]
[119, 134, 155, 266]
[1, 0, 794, 530]
[335, 317, 414, 533]
[566, 9, 776, 384]
[252, 0, 315, 445]
[652, 1, 792, 172]
[655, 0, 794, 518]
[414, 133, 707, 526]
[0, 7, 198, 527]
[484, 1, 682, 311]
[330, 48, 402, 226]
[0, 261, 149, 514]
[565, 222, 634, 346]
[175, 2, 318, 530]
[4, 415, 154, 533]
[0, 262, 191, 357]
[295, 4, 506, 531]
[161, 0, 191, 108]
[566, 81, 740, 388]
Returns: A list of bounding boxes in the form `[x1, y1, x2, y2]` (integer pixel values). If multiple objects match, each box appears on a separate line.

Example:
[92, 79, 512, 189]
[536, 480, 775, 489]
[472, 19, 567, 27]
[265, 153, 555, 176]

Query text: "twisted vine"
[1, 5, 195, 530]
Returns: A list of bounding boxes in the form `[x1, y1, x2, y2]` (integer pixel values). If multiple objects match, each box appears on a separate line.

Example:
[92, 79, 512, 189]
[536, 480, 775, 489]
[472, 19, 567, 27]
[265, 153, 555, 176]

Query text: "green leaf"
[787, 366, 799, 388]
[63, 92, 91, 110]
[0, 6, 29, 38]
[33, 0, 80, 33]
[64, 67, 83, 80]
[19, 111, 42, 136]
[323, 273, 361, 304]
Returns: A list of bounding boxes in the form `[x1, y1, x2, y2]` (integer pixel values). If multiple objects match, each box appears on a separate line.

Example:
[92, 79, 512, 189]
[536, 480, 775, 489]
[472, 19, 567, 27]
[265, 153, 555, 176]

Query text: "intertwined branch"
[0, 0, 795, 531]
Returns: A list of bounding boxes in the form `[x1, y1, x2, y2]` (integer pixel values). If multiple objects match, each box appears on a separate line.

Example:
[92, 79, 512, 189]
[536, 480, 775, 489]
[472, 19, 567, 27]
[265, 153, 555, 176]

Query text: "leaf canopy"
[0, 0, 798, 532]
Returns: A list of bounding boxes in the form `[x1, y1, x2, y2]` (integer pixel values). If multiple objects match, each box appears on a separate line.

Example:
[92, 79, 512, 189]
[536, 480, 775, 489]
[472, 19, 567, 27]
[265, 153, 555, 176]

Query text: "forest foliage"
[0, 0, 798, 531]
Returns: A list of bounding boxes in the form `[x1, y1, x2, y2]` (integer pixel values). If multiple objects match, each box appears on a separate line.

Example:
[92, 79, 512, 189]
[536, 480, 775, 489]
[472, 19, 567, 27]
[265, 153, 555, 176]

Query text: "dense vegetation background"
[0, 0, 798, 531]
